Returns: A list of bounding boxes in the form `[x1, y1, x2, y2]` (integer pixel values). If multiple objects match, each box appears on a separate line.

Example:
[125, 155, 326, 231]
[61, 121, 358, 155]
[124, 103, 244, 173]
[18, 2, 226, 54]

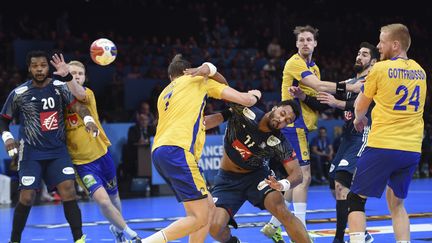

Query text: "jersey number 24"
[393, 85, 420, 111]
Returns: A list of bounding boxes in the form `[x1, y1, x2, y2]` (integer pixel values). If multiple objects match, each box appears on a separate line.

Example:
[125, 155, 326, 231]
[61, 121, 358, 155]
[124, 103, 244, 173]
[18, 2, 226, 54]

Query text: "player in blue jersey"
[0, 50, 99, 243]
[348, 23, 426, 243]
[203, 100, 311, 243]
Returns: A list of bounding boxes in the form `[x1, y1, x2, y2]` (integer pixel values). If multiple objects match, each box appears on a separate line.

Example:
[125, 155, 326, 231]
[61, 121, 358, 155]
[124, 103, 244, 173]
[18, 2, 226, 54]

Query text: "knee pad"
[347, 191, 366, 214]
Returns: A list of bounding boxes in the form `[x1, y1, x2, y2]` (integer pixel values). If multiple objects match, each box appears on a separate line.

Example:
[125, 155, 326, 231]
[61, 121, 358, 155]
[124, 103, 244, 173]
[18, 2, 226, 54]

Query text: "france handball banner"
[151, 135, 224, 185]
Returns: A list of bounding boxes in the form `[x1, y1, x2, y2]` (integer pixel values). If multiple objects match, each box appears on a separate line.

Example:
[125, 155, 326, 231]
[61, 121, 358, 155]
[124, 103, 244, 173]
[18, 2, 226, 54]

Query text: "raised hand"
[184, 65, 210, 77]
[317, 92, 337, 107]
[50, 53, 69, 77]
[353, 116, 368, 132]
[288, 86, 306, 100]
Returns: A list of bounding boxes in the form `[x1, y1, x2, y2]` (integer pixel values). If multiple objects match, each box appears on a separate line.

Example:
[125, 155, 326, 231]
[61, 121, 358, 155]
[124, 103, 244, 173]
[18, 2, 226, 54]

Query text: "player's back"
[152, 75, 225, 155]
[366, 58, 426, 152]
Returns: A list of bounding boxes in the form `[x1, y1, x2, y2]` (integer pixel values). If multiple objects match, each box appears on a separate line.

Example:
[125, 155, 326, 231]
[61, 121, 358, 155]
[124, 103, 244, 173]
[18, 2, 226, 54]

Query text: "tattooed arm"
[70, 101, 99, 137]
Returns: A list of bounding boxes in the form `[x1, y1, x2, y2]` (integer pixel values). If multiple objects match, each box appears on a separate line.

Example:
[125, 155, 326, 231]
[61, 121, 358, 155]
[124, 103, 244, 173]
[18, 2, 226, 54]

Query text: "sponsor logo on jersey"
[67, 113, 79, 127]
[21, 176, 35, 186]
[15, 86, 29, 95]
[329, 164, 335, 173]
[31, 97, 37, 101]
[62, 167, 75, 175]
[266, 135, 281, 146]
[40, 111, 59, 131]
[242, 108, 256, 120]
[53, 80, 65, 86]
[83, 174, 97, 188]
[338, 159, 349, 167]
[344, 111, 353, 121]
[232, 139, 253, 160]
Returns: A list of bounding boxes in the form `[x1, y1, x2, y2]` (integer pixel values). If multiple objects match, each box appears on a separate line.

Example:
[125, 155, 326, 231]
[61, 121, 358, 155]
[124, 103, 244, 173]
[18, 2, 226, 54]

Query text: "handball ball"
[90, 38, 117, 66]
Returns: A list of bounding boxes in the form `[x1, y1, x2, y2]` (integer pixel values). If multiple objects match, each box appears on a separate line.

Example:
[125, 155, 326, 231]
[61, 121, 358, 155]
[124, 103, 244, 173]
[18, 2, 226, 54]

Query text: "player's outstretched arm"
[282, 159, 303, 188]
[184, 62, 228, 84]
[50, 53, 87, 102]
[221, 88, 261, 107]
[204, 108, 232, 130]
[302, 74, 359, 94]
[204, 113, 224, 130]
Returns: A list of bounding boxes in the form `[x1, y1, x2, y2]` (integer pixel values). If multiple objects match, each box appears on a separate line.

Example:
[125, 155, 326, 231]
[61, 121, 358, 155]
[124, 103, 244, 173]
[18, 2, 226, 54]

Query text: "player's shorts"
[211, 166, 275, 228]
[18, 155, 75, 190]
[75, 150, 118, 197]
[282, 127, 310, 166]
[329, 134, 366, 178]
[152, 146, 208, 202]
[351, 147, 420, 199]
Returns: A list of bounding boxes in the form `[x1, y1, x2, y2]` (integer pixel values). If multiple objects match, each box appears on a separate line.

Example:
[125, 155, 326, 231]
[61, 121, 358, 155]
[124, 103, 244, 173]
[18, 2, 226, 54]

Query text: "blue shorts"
[329, 134, 367, 178]
[211, 167, 275, 221]
[152, 146, 208, 202]
[18, 155, 75, 190]
[282, 127, 310, 166]
[351, 147, 420, 199]
[75, 150, 118, 197]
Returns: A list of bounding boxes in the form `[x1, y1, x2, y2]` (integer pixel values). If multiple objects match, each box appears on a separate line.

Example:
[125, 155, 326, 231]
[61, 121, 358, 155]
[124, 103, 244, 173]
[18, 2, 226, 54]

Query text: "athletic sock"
[63, 200, 83, 241]
[11, 202, 32, 242]
[349, 232, 365, 243]
[335, 199, 348, 241]
[123, 225, 138, 239]
[293, 202, 307, 227]
[142, 230, 167, 243]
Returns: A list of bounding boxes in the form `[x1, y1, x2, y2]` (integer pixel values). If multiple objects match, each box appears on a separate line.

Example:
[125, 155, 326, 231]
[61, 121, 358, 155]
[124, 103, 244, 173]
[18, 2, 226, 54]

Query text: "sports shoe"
[261, 223, 278, 238]
[345, 231, 374, 243]
[130, 236, 142, 243]
[364, 231, 374, 243]
[271, 227, 285, 243]
[75, 235, 86, 243]
[260, 223, 285, 243]
[109, 225, 127, 243]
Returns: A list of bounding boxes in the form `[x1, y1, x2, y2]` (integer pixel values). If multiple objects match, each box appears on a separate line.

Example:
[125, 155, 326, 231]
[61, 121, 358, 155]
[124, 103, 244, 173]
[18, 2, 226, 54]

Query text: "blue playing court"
[1, 178, 431, 242]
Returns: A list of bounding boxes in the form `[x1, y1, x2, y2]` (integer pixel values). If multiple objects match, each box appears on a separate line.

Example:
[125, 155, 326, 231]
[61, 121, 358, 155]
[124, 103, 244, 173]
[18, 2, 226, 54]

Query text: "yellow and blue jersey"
[363, 57, 426, 153]
[282, 53, 321, 132]
[65, 88, 111, 165]
[152, 75, 227, 159]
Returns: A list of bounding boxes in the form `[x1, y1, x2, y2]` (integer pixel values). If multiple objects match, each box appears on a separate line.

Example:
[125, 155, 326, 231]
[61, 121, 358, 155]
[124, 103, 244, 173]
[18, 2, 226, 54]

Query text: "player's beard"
[31, 73, 48, 84]
[267, 111, 281, 133]
[353, 60, 371, 74]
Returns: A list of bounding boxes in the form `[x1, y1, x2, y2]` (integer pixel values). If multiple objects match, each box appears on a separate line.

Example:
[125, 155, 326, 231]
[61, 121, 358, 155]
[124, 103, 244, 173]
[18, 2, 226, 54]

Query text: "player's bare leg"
[57, 180, 84, 242]
[265, 190, 310, 242]
[209, 207, 233, 242]
[142, 196, 210, 243]
[189, 194, 215, 243]
[386, 186, 410, 241]
[292, 164, 311, 226]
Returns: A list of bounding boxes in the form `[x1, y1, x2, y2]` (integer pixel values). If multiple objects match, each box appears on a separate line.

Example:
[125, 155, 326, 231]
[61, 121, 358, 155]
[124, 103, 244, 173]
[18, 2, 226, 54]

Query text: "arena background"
[0, 0, 431, 242]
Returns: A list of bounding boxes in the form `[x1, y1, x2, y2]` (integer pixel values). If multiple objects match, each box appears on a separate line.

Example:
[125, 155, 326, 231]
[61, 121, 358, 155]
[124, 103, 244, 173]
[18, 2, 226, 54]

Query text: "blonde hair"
[68, 60, 86, 70]
[381, 23, 411, 52]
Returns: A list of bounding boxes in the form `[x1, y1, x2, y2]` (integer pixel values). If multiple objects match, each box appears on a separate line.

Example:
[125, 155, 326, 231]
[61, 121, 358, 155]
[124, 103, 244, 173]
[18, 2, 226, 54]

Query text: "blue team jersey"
[224, 104, 296, 170]
[1, 79, 76, 160]
[342, 78, 373, 136]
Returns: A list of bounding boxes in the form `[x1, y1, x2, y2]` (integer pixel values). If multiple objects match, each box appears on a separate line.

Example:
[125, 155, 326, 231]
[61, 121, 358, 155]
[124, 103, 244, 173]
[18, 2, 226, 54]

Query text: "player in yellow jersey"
[348, 23, 427, 243]
[262, 25, 366, 242]
[144, 54, 261, 243]
[65, 60, 141, 243]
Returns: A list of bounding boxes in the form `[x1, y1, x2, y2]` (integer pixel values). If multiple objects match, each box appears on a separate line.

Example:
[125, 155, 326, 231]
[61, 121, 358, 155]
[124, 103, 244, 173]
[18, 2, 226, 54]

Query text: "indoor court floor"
[0, 178, 431, 242]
